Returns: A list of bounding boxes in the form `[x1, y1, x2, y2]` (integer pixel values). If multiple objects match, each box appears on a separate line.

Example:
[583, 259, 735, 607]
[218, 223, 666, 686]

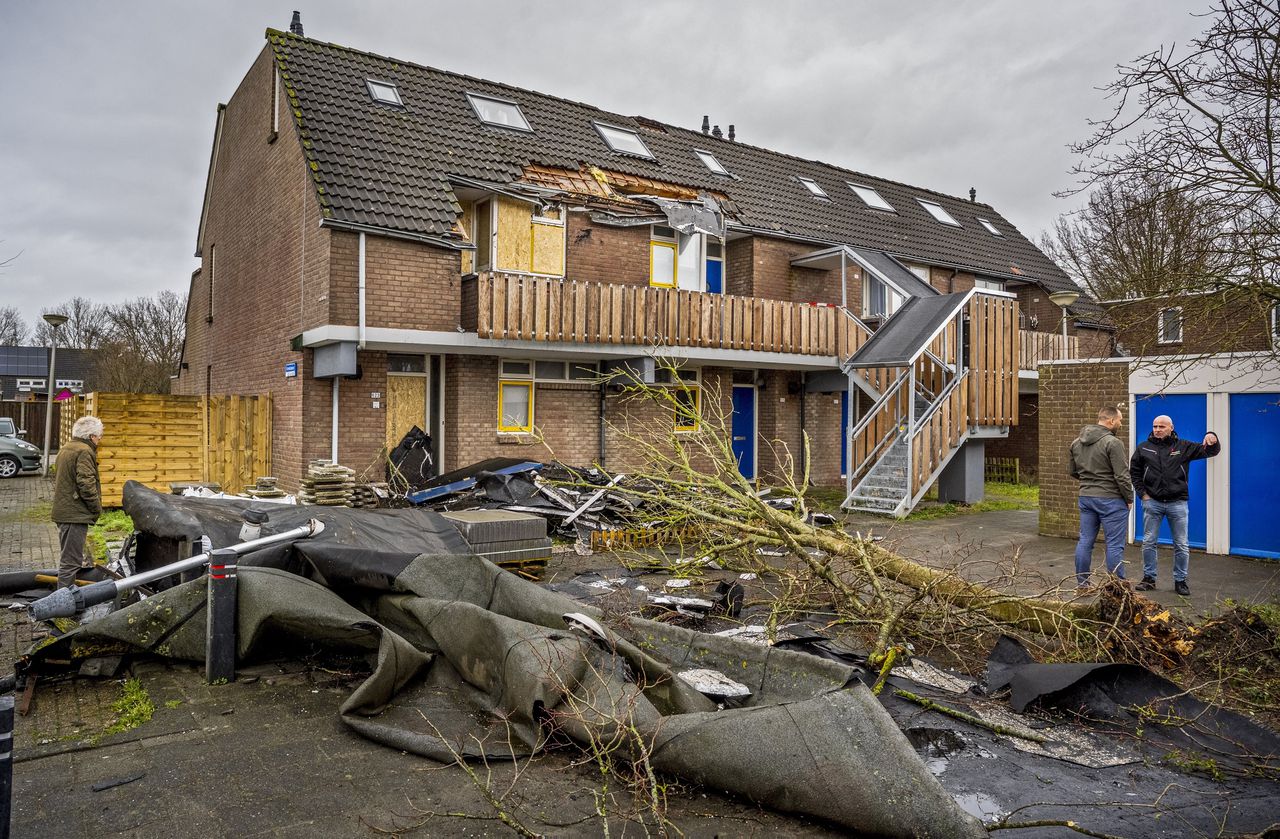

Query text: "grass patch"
[87, 509, 133, 563]
[99, 678, 154, 741]
[0, 500, 52, 524]
[903, 482, 1038, 521]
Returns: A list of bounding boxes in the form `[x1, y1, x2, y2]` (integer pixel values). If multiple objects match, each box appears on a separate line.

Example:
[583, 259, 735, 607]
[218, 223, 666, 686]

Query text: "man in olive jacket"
[51, 415, 104, 589]
[1069, 405, 1134, 591]
[1130, 414, 1220, 595]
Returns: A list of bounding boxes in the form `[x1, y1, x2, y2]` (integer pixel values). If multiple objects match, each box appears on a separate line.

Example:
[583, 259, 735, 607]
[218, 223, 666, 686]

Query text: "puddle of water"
[952, 791, 1004, 820]
[906, 727, 965, 776]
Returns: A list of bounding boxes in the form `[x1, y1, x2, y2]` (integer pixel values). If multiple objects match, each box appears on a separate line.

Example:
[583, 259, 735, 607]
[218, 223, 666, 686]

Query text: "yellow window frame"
[497, 380, 534, 432]
[649, 240, 677, 287]
[673, 385, 700, 433]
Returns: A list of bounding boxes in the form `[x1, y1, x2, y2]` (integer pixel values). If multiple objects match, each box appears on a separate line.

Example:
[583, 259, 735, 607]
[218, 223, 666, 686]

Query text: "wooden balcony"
[1019, 329, 1080, 369]
[464, 272, 868, 358]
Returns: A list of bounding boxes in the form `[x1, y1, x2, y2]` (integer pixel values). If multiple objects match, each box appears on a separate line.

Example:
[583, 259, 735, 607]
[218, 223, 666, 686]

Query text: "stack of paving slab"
[298, 461, 355, 506]
[440, 510, 551, 579]
[348, 483, 383, 508]
[244, 476, 287, 499]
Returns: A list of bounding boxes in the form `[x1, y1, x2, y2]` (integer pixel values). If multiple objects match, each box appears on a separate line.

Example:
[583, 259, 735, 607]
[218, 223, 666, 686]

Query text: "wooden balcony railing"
[465, 272, 868, 357]
[1019, 329, 1080, 369]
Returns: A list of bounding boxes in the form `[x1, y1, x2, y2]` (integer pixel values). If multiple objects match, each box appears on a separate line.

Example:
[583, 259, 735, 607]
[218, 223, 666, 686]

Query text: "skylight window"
[594, 122, 654, 158]
[848, 183, 895, 212]
[366, 79, 403, 107]
[798, 177, 828, 199]
[466, 92, 531, 131]
[918, 199, 961, 226]
[695, 149, 729, 176]
[977, 218, 1003, 237]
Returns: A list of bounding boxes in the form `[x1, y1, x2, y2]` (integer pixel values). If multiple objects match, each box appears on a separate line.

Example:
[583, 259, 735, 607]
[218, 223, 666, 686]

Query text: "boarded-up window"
[475, 200, 492, 270]
[494, 197, 564, 276]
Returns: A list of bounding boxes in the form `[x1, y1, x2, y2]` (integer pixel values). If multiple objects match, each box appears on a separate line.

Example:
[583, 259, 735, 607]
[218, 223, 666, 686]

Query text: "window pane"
[848, 184, 894, 211]
[366, 79, 402, 106]
[535, 360, 566, 380]
[674, 387, 700, 432]
[500, 383, 531, 430]
[978, 218, 1003, 237]
[651, 242, 676, 286]
[595, 123, 653, 158]
[695, 150, 729, 175]
[501, 359, 532, 377]
[466, 93, 531, 130]
[798, 177, 828, 198]
[568, 363, 598, 380]
[388, 353, 425, 373]
[918, 200, 961, 226]
[652, 225, 675, 240]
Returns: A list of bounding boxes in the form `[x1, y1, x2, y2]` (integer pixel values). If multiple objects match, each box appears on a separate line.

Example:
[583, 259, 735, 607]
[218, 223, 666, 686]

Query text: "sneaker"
[1174, 580, 1191, 596]
[1135, 577, 1157, 591]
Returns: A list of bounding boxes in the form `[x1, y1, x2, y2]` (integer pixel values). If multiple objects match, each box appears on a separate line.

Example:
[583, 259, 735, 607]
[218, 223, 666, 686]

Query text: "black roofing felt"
[268, 29, 1086, 296]
[853, 249, 938, 300]
[846, 294, 969, 368]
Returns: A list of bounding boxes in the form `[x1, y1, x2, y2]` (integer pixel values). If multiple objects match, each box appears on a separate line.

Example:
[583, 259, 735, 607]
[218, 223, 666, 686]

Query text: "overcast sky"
[0, 1, 1210, 331]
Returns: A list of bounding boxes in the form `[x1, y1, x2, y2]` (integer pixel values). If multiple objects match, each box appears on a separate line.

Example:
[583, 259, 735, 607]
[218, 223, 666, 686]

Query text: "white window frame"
[1158, 306, 1184, 344]
[366, 79, 403, 107]
[848, 183, 894, 212]
[918, 199, 961, 227]
[977, 218, 1003, 237]
[533, 360, 598, 382]
[694, 149, 729, 176]
[797, 177, 829, 199]
[593, 121, 654, 159]
[974, 278, 1005, 292]
[465, 92, 532, 132]
[16, 378, 45, 391]
[54, 379, 84, 391]
[863, 275, 906, 319]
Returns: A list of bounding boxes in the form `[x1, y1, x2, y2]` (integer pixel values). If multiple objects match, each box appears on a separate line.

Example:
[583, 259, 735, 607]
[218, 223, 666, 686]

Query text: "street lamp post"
[41, 313, 69, 477]
[1048, 290, 1080, 346]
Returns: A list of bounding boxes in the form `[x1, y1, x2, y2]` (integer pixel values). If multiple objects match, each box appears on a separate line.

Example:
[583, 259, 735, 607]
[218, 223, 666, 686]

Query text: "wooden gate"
[60, 393, 272, 506]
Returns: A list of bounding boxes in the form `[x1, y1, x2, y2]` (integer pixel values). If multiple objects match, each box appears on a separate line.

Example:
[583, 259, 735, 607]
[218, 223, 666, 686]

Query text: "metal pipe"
[29, 519, 325, 621]
[41, 335, 59, 477]
[331, 377, 340, 463]
[358, 231, 367, 349]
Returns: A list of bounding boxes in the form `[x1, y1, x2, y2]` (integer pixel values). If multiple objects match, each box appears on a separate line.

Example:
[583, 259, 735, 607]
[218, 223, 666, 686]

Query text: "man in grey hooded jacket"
[1069, 405, 1134, 591]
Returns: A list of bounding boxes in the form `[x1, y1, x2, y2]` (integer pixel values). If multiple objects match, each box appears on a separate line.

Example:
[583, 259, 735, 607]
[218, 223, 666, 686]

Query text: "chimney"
[701, 115, 710, 135]
[969, 187, 976, 203]
[712, 124, 723, 138]
[290, 11, 304, 36]
[728, 124, 736, 142]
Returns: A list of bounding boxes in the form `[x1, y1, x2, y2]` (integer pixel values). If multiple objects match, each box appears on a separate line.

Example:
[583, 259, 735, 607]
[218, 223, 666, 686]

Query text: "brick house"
[1102, 287, 1277, 357]
[0, 346, 97, 452]
[174, 23, 1102, 514]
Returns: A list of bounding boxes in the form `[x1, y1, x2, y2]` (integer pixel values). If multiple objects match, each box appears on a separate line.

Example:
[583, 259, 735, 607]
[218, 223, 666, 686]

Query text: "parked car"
[0, 418, 42, 478]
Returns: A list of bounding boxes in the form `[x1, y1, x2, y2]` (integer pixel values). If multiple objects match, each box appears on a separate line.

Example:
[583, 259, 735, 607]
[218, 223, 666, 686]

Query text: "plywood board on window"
[386, 375, 427, 451]
[495, 197, 534, 272]
[531, 220, 565, 276]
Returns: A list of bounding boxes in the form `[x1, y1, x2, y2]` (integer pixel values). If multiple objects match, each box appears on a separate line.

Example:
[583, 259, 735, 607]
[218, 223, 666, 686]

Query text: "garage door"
[1134, 393, 1208, 550]
[1229, 393, 1280, 559]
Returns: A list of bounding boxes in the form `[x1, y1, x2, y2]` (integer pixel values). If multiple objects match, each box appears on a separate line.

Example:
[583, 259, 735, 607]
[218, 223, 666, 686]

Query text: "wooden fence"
[59, 393, 272, 506]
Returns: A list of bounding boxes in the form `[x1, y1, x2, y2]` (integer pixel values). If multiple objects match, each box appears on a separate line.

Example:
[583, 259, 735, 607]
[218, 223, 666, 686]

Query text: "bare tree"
[1065, 1, 1279, 311]
[96, 291, 187, 393]
[0, 307, 28, 346]
[32, 297, 111, 349]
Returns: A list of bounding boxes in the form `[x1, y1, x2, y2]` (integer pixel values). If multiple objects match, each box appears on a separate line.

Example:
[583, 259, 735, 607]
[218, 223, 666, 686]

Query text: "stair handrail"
[912, 367, 970, 431]
[846, 368, 908, 445]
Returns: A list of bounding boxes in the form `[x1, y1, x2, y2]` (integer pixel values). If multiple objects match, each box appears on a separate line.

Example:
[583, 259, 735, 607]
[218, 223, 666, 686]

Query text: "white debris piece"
[664, 578, 692, 589]
[677, 668, 751, 698]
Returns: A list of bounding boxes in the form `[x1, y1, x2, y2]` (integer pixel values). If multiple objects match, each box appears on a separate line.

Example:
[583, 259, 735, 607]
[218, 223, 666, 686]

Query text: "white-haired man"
[51, 415, 104, 589]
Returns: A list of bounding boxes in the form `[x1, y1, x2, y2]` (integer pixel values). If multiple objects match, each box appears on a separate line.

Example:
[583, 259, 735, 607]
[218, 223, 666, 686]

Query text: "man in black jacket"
[1129, 414, 1220, 595]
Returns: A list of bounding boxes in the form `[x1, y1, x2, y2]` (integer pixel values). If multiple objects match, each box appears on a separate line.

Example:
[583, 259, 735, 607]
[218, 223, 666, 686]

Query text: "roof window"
[848, 183, 894, 212]
[798, 177, 828, 199]
[977, 217, 1003, 237]
[366, 79, 403, 107]
[918, 199, 961, 227]
[466, 92, 531, 131]
[695, 149, 729, 176]
[594, 122, 654, 158]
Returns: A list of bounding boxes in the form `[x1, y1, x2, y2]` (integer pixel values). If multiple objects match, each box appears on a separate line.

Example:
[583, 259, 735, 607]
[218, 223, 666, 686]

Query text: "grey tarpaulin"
[28, 487, 986, 837]
[645, 194, 726, 239]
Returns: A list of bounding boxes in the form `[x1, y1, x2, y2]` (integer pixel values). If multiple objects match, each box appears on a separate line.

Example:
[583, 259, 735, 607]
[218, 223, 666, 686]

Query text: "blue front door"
[732, 385, 756, 479]
[1229, 393, 1280, 559]
[1134, 393, 1208, 549]
[705, 258, 723, 294]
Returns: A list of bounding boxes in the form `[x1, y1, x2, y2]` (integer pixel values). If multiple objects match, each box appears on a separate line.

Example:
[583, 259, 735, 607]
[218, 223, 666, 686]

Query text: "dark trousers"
[56, 523, 89, 589]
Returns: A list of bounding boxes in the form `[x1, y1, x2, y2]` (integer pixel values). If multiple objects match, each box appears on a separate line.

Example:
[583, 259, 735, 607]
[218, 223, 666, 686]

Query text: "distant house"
[174, 22, 1108, 513]
[0, 346, 97, 451]
[1101, 287, 1277, 357]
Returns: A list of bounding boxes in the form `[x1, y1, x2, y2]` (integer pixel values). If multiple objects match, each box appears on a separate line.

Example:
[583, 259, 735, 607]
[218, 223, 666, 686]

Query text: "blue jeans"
[1141, 499, 1190, 582]
[1076, 496, 1129, 587]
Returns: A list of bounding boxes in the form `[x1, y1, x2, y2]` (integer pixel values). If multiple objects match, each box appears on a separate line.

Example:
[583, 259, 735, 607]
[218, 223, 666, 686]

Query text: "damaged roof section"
[265, 28, 1079, 289]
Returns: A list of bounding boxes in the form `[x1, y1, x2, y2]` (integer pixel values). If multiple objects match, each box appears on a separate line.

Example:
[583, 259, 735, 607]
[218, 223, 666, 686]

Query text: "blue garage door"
[1230, 393, 1280, 559]
[1134, 393, 1208, 550]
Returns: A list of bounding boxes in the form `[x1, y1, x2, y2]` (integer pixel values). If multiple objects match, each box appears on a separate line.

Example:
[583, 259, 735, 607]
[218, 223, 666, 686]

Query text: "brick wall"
[171, 46, 330, 490]
[565, 213, 650, 286]
[1012, 285, 1114, 359]
[927, 267, 976, 294]
[985, 393, 1040, 481]
[1105, 290, 1272, 357]
[1037, 359, 1131, 537]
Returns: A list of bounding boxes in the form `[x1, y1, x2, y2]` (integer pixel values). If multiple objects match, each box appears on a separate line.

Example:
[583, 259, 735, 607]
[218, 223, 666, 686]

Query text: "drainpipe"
[358, 232, 367, 349]
[598, 383, 607, 466]
[331, 377, 340, 463]
[799, 373, 807, 481]
[947, 267, 958, 293]
[839, 250, 847, 309]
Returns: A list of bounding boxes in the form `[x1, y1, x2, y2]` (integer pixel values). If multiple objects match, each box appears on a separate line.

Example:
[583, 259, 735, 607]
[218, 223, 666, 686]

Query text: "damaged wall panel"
[494, 197, 565, 277]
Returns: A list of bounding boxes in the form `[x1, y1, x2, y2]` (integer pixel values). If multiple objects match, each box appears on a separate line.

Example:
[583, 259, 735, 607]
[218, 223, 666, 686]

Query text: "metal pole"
[40, 330, 59, 477]
[0, 695, 11, 839]
[205, 548, 238, 684]
[1061, 305, 1069, 344]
